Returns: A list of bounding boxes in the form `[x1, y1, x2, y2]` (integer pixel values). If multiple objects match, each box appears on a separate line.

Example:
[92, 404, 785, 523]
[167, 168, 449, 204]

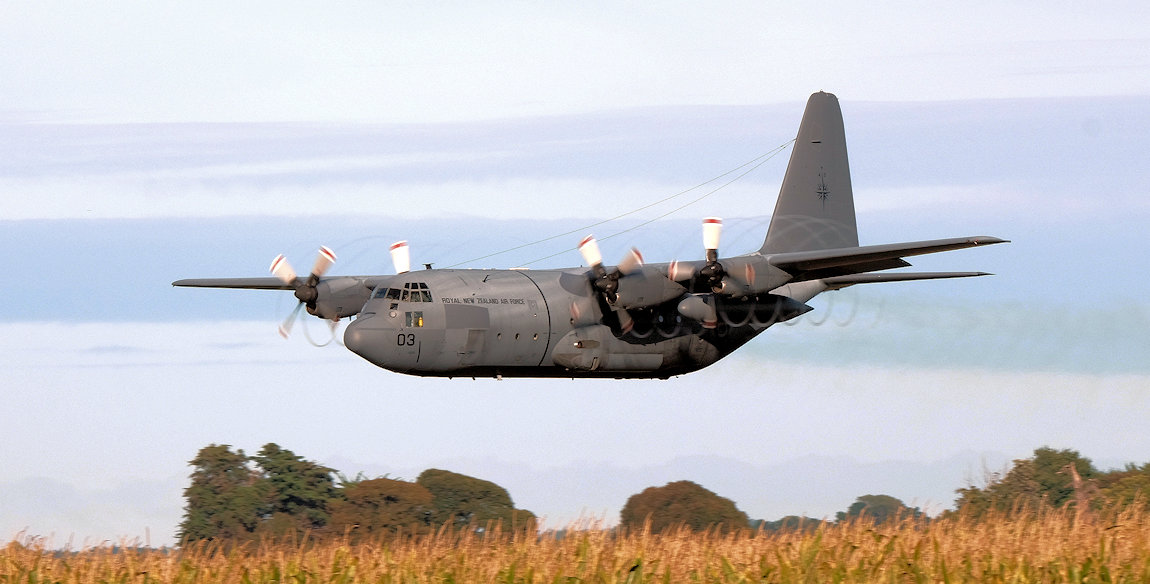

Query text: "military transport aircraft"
[174, 92, 1006, 379]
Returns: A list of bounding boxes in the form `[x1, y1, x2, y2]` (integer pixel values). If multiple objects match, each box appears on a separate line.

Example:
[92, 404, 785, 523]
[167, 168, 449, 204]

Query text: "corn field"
[5, 505, 1150, 583]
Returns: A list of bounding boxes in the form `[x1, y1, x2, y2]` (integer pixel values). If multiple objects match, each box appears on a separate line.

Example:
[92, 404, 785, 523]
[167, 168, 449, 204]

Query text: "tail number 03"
[397, 333, 416, 346]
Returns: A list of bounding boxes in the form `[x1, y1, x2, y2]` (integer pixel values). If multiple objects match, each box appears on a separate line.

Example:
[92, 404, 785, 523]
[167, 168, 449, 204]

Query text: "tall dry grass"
[5, 505, 1150, 583]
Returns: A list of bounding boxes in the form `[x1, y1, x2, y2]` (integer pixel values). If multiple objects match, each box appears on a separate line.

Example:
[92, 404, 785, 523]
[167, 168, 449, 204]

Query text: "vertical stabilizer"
[761, 92, 858, 254]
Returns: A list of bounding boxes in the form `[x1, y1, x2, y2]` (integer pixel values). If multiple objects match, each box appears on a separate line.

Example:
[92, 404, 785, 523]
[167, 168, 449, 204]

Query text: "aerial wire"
[520, 140, 794, 267]
[443, 139, 795, 269]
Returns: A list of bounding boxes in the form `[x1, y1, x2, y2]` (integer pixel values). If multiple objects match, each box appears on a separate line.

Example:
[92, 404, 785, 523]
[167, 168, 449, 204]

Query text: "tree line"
[178, 443, 534, 542]
[179, 444, 1150, 542]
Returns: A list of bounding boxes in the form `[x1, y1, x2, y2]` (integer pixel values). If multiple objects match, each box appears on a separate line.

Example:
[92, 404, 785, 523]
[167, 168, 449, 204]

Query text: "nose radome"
[343, 317, 373, 361]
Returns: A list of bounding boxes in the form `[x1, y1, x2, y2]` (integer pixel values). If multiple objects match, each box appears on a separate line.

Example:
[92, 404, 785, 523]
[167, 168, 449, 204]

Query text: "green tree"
[753, 515, 824, 533]
[1098, 463, 1150, 508]
[619, 480, 749, 534]
[953, 447, 1098, 518]
[836, 494, 924, 525]
[252, 443, 339, 535]
[177, 444, 268, 542]
[415, 469, 535, 529]
[327, 478, 434, 539]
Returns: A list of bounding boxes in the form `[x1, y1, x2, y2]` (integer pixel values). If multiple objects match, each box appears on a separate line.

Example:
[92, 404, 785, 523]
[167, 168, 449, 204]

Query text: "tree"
[752, 515, 824, 533]
[416, 469, 534, 529]
[252, 443, 339, 535]
[327, 478, 434, 538]
[1098, 463, 1150, 508]
[836, 494, 924, 525]
[953, 447, 1098, 518]
[619, 480, 749, 534]
[178, 444, 268, 542]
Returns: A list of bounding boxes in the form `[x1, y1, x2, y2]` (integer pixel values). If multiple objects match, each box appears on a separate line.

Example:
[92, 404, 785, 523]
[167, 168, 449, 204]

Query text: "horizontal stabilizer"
[767, 236, 1007, 281]
[821, 271, 993, 291]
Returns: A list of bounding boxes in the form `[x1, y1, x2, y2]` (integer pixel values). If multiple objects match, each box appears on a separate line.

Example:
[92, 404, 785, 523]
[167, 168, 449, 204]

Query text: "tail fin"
[761, 92, 858, 254]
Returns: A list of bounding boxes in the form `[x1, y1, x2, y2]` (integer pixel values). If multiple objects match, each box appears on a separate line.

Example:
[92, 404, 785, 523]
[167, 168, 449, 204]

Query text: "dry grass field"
[5, 505, 1150, 583]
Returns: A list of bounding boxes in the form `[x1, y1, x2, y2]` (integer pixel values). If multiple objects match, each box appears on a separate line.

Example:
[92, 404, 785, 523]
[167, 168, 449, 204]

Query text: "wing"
[173, 276, 393, 290]
[821, 271, 993, 290]
[172, 277, 294, 290]
[766, 236, 1007, 281]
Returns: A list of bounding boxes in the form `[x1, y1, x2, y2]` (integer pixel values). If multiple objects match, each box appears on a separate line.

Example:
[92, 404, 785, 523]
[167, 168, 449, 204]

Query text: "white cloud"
[2, 2, 1148, 123]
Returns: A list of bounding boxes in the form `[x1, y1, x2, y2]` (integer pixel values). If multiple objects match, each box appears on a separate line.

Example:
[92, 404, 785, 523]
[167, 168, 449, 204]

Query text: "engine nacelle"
[307, 277, 372, 320]
[612, 267, 686, 309]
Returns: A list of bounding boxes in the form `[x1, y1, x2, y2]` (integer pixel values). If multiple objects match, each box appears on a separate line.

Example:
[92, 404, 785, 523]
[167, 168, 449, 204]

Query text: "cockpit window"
[399, 282, 433, 303]
[372, 287, 405, 300]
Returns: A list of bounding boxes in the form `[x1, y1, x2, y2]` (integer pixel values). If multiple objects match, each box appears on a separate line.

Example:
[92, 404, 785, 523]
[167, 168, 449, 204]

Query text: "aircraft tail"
[760, 92, 859, 255]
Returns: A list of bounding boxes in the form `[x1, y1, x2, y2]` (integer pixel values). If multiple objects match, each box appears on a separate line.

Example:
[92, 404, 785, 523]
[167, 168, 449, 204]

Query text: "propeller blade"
[616, 248, 644, 276]
[703, 217, 722, 255]
[616, 307, 635, 334]
[310, 246, 337, 278]
[390, 240, 411, 274]
[569, 299, 597, 327]
[668, 260, 692, 282]
[278, 301, 305, 339]
[578, 235, 604, 271]
[269, 254, 297, 285]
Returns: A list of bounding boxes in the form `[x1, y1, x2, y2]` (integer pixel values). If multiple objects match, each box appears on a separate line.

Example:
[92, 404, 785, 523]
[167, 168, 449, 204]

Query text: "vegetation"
[177, 444, 537, 543]
[327, 477, 436, 538]
[178, 444, 268, 542]
[952, 446, 1150, 520]
[620, 480, 749, 533]
[835, 494, 924, 524]
[416, 468, 536, 529]
[11, 444, 1150, 581]
[9, 504, 1150, 583]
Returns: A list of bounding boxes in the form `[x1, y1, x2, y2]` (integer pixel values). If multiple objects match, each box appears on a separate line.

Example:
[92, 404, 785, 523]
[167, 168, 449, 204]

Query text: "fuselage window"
[406, 311, 424, 327]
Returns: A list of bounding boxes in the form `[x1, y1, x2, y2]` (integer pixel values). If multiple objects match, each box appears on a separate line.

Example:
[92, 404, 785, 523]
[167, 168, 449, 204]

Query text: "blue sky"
[2, 1, 1149, 546]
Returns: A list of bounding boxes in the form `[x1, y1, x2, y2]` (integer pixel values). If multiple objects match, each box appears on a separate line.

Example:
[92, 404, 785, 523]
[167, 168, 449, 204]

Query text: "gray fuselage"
[343, 268, 783, 379]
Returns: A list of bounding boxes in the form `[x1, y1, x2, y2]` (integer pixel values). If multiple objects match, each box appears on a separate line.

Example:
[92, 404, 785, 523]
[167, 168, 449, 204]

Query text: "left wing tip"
[972, 236, 1010, 245]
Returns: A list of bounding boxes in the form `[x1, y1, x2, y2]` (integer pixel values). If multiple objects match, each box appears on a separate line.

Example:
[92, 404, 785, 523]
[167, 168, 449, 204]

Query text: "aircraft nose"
[343, 316, 380, 364]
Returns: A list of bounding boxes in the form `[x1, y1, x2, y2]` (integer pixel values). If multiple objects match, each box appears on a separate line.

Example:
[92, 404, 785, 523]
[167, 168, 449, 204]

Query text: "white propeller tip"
[311, 246, 337, 277]
[319, 246, 336, 261]
[390, 240, 411, 274]
[617, 247, 644, 275]
[578, 235, 603, 267]
[703, 217, 723, 251]
[269, 254, 297, 284]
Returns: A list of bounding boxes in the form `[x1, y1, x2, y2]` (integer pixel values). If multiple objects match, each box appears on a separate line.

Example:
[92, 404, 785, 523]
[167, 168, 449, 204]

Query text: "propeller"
[667, 217, 723, 284]
[578, 235, 643, 332]
[269, 245, 337, 339]
[666, 218, 727, 327]
[697, 217, 727, 293]
[389, 240, 411, 274]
